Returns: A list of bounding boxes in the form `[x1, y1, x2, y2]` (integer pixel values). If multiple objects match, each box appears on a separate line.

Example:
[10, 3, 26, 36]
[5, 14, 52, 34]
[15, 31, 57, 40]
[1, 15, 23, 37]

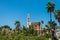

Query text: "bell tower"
[27, 13, 31, 28]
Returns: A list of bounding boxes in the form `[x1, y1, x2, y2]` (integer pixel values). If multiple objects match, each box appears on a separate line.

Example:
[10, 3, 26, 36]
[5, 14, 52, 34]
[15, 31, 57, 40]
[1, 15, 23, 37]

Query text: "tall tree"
[45, 21, 57, 40]
[15, 21, 20, 33]
[46, 2, 55, 40]
[45, 22, 50, 33]
[55, 10, 60, 26]
[51, 21, 57, 30]
[45, 21, 57, 33]
[46, 2, 55, 28]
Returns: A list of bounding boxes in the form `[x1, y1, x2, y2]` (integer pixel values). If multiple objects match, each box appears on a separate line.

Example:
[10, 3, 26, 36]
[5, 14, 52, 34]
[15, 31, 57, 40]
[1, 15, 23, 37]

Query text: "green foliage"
[0, 33, 49, 40]
[46, 2, 55, 12]
[0, 25, 50, 40]
[44, 33, 51, 38]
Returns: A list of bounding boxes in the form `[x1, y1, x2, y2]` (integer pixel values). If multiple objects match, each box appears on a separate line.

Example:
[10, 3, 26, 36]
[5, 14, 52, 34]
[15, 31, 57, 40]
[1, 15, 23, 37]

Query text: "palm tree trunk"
[50, 13, 55, 40]
[50, 12, 52, 22]
[50, 12, 52, 31]
[50, 12, 54, 40]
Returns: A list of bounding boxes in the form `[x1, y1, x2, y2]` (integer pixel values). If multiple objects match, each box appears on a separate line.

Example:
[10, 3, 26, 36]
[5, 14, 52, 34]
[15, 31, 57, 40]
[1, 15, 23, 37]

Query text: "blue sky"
[0, 0, 60, 29]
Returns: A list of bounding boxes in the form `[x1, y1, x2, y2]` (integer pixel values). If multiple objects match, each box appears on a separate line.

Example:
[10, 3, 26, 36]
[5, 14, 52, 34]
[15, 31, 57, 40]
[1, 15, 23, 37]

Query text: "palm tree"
[52, 21, 57, 30]
[45, 21, 57, 33]
[51, 21, 57, 40]
[46, 2, 55, 27]
[15, 21, 20, 33]
[38, 20, 44, 35]
[15, 21, 20, 27]
[45, 24, 49, 29]
[55, 10, 60, 26]
[46, 21, 57, 40]
[45, 22, 50, 33]
[46, 2, 55, 40]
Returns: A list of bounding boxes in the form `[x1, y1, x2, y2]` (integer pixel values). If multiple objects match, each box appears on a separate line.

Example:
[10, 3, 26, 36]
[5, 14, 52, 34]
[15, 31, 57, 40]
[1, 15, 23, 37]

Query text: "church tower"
[27, 13, 31, 28]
